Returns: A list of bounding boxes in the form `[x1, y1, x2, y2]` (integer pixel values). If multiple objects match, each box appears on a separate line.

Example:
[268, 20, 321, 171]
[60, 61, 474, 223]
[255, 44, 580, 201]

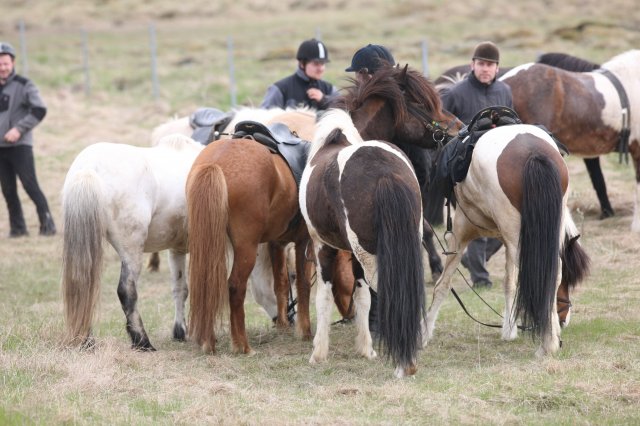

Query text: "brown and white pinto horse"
[500, 50, 640, 227]
[423, 125, 590, 357]
[186, 110, 316, 355]
[301, 109, 425, 378]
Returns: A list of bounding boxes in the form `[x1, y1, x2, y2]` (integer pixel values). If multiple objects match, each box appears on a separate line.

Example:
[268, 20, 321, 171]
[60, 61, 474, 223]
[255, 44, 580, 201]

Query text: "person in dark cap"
[345, 44, 396, 82]
[0, 41, 56, 237]
[261, 38, 339, 110]
[440, 41, 513, 289]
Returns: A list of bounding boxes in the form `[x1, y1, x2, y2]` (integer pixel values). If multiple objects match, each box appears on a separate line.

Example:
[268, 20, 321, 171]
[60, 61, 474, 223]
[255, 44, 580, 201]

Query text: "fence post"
[81, 30, 91, 97]
[227, 36, 237, 107]
[149, 23, 160, 101]
[18, 20, 28, 77]
[421, 39, 429, 78]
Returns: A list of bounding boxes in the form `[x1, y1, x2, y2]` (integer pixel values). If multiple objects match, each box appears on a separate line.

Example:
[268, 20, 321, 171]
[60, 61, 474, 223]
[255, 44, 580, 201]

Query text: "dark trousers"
[462, 237, 503, 284]
[0, 145, 51, 233]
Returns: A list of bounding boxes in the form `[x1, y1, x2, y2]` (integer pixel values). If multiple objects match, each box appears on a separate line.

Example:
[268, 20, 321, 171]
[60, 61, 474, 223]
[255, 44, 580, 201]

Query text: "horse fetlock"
[394, 363, 417, 378]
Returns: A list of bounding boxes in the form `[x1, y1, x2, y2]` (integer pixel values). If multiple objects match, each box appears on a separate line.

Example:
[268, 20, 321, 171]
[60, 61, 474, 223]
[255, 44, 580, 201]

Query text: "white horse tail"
[61, 169, 107, 347]
[187, 163, 230, 352]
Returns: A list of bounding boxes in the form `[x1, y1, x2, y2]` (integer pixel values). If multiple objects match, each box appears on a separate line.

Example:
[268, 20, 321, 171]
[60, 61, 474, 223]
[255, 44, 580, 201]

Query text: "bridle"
[406, 101, 456, 147]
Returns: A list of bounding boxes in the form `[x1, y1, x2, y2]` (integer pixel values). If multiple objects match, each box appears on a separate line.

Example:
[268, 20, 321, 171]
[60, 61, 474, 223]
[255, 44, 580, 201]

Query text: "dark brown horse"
[334, 65, 463, 282]
[186, 111, 317, 355]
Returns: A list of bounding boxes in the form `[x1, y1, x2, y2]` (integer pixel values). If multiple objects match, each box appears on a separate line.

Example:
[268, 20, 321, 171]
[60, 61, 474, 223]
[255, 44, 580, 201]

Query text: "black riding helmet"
[345, 44, 395, 74]
[296, 39, 330, 63]
[0, 42, 16, 58]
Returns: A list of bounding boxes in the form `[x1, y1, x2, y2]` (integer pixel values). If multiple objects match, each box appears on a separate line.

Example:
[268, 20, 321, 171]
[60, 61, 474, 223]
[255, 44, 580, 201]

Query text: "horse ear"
[400, 64, 409, 82]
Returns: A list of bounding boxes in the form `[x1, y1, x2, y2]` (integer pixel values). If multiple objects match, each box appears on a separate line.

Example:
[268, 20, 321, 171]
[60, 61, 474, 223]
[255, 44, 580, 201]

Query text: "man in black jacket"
[0, 41, 56, 237]
[261, 39, 339, 110]
[440, 41, 513, 289]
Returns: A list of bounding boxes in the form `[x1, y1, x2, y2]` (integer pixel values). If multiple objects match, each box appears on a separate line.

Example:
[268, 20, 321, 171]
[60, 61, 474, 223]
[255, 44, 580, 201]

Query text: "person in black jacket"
[440, 41, 513, 289]
[261, 39, 339, 110]
[0, 41, 56, 237]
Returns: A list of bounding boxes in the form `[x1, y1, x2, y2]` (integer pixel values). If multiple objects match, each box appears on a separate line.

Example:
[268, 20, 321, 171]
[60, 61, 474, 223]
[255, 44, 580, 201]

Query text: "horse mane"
[155, 133, 202, 152]
[341, 65, 448, 127]
[537, 52, 600, 72]
[309, 109, 363, 161]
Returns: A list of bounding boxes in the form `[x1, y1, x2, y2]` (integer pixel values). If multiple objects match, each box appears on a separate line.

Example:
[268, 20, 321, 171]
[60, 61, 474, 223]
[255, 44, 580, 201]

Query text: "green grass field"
[1, 0, 640, 424]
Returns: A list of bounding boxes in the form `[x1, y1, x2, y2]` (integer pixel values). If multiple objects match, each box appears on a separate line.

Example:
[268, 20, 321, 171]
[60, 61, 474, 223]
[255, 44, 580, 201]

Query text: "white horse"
[61, 134, 282, 350]
[423, 124, 590, 357]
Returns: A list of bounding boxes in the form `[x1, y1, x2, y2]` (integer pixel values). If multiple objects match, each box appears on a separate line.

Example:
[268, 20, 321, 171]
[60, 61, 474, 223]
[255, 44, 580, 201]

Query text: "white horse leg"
[309, 279, 334, 364]
[168, 249, 188, 341]
[423, 249, 464, 347]
[537, 256, 563, 357]
[116, 250, 154, 351]
[501, 243, 518, 341]
[353, 280, 376, 360]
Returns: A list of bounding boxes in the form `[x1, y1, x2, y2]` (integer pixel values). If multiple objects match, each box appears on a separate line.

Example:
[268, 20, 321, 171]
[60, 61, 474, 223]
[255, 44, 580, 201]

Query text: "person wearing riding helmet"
[440, 41, 513, 290]
[0, 41, 56, 237]
[261, 38, 339, 110]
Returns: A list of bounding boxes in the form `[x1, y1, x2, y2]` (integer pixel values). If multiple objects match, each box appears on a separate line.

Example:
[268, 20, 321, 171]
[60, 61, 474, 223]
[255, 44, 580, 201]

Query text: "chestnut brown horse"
[186, 109, 320, 355]
[301, 108, 425, 378]
[501, 50, 640, 227]
[423, 124, 591, 357]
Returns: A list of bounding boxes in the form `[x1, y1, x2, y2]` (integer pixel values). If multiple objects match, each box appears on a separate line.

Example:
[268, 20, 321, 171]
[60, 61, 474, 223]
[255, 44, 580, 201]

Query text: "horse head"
[340, 64, 462, 149]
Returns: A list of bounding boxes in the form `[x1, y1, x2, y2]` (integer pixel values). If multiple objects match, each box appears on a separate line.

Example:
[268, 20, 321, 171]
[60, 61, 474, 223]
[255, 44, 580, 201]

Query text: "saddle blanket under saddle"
[189, 107, 234, 145]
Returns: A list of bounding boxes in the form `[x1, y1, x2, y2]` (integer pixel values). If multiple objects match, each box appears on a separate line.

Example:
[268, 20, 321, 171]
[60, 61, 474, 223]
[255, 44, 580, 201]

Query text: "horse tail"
[560, 212, 591, 290]
[187, 163, 229, 351]
[61, 170, 106, 347]
[375, 176, 425, 369]
[517, 155, 563, 338]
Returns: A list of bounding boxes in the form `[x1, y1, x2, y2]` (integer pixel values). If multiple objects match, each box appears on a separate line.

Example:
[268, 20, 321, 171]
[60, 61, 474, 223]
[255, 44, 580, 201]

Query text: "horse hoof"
[599, 209, 615, 219]
[133, 343, 157, 352]
[80, 336, 96, 351]
[172, 324, 187, 341]
[394, 364, 417, 378]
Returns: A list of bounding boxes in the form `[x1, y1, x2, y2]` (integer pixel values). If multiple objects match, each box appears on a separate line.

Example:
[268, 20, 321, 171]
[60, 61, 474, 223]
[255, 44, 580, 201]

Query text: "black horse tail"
[375, 176, 425, 370]
[560, 219, 591, 291]
[517, 155, 563, 339]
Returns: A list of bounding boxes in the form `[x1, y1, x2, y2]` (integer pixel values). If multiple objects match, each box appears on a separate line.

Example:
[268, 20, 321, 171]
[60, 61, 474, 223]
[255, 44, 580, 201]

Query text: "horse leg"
[310, 245, 337, 364]
[537, 256, 563, 357]
[584, 157, 614, 219]
[501, 242, 518, 341]
[293, 237, 313, 339]
[168, 249, 188, 341]
[116, 253, 155, 351]
[228, 244, 258, 355]
[352, 256, 376, 360]
[331, 250, 356, 320]
[422, 219, 443, 282]
[147, 251, 160, 272]
[269, 242, 290, 330]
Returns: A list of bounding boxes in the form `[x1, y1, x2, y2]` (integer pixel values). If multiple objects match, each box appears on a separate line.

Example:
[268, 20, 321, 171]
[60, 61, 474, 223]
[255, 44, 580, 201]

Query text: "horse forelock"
[346, 67, 408, 127]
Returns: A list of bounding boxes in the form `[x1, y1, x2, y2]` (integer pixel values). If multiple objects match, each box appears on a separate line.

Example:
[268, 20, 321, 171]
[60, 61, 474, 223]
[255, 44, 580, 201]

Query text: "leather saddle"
[232, 120, 310, 188]
[189, 107, 234, 145]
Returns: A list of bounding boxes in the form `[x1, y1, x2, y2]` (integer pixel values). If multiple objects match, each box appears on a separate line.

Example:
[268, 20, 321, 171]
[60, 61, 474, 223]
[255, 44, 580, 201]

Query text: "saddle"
[232, 120, 310, 188]
[189, 107, 234, 145]
[429, 106, 522, 200]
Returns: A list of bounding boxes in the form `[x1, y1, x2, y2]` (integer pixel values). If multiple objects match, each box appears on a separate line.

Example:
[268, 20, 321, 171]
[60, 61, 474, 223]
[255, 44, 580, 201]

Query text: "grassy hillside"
[1, 0, 640, 424]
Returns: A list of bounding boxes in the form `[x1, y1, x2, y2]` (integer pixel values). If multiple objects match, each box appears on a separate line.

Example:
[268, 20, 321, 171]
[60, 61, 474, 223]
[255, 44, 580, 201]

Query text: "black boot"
[39, 212, 57, 236]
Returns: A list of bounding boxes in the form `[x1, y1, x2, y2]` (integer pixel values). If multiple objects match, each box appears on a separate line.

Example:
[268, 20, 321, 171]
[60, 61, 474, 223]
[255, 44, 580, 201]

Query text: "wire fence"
[8, 20, 432, 110]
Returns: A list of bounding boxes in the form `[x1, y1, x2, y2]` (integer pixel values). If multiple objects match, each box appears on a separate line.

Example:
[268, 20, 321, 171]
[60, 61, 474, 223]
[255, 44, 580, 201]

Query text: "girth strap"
[595, 68, 631, 164]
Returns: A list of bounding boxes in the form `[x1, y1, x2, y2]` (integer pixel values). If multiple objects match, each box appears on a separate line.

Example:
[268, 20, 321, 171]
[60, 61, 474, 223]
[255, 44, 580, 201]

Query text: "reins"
[425, 218, 534, 332]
